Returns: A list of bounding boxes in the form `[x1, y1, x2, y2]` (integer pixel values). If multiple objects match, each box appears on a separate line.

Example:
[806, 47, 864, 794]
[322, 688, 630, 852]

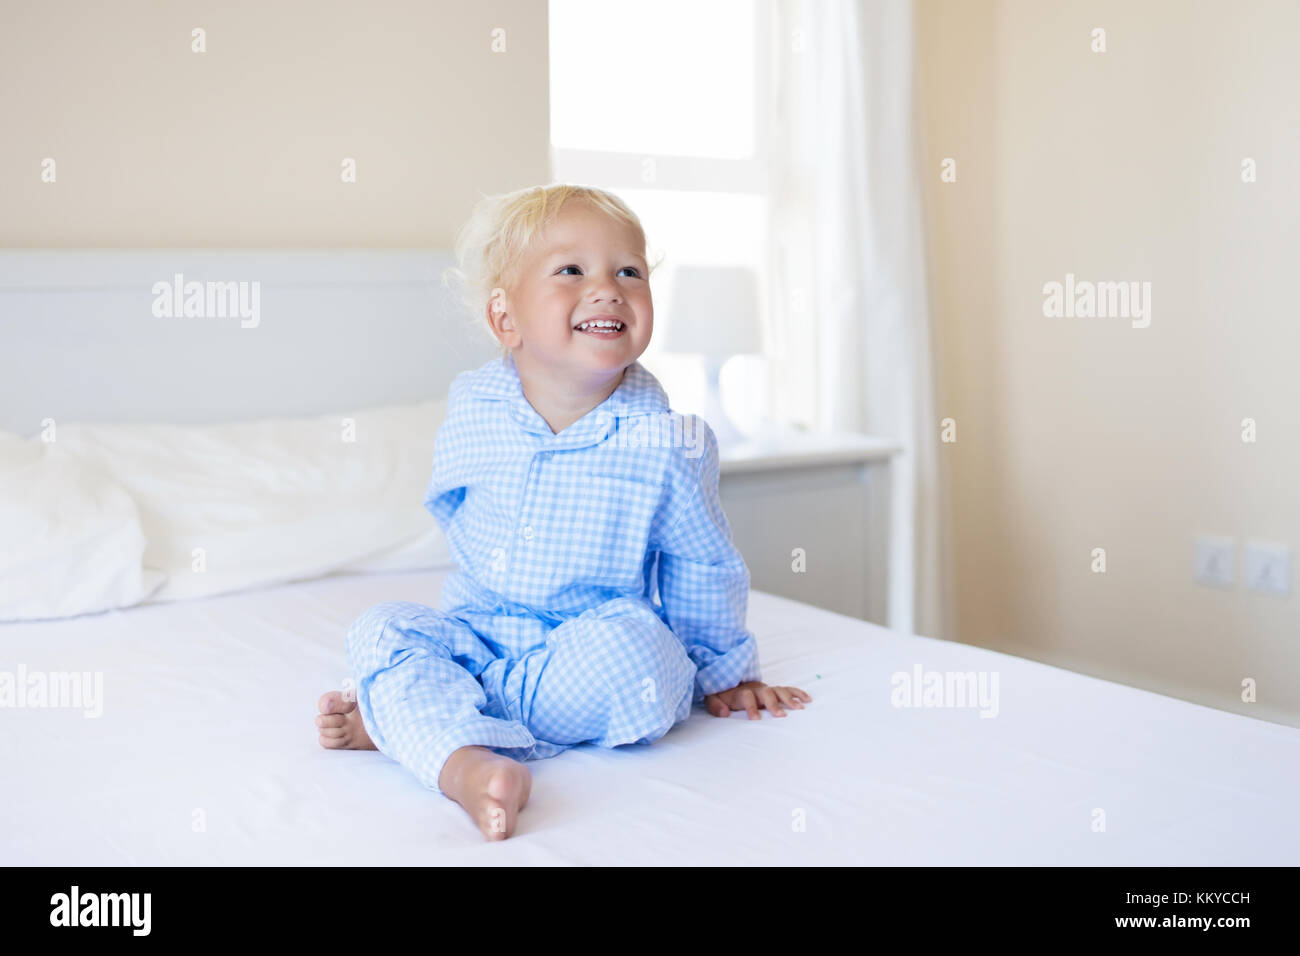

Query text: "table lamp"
[661, 264, 763, 446]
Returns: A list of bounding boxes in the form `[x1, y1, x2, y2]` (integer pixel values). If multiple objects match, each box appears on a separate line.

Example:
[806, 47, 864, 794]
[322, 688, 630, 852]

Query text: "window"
[548, 0, 772, 432]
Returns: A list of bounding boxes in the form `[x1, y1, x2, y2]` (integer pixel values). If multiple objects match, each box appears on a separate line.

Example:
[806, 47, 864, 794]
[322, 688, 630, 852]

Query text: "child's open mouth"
[573, 320, 627, 338]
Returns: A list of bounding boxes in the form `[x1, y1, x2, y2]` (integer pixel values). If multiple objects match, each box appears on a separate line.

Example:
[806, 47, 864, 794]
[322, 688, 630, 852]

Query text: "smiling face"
[487, 200, 654, 383]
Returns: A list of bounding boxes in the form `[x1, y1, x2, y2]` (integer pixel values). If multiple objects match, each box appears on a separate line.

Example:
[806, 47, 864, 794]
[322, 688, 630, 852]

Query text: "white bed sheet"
[3, 569, 1298, 866]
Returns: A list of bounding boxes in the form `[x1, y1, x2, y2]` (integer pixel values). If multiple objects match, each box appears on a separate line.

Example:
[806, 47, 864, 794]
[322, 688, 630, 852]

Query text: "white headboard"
[0, 249, 500, 436]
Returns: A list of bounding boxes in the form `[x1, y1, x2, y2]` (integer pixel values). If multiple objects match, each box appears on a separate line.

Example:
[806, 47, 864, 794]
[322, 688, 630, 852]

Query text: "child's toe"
[318, 690, 358, 715]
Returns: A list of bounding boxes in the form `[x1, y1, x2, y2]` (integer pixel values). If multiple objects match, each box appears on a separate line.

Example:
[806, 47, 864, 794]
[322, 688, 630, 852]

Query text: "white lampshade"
[661, 265, 762, 358]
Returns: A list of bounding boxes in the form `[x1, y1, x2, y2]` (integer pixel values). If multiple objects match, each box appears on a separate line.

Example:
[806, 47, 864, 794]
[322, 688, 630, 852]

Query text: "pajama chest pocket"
[574, 469, 666, 588]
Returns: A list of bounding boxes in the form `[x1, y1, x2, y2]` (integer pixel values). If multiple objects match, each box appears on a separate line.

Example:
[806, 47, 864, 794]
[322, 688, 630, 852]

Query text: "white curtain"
[761, 0, 953, 641]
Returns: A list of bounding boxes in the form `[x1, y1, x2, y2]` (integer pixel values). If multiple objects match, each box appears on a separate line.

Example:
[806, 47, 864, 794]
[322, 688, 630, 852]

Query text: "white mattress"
[3, 569, 1298, 865]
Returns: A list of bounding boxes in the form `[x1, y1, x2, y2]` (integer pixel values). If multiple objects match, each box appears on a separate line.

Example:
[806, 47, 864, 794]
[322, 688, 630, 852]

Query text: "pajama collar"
[468, 352, 672, 442]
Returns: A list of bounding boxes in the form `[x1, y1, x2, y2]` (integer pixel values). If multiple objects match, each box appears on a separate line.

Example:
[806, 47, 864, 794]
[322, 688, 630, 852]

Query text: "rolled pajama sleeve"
[654, 421, 761, 703]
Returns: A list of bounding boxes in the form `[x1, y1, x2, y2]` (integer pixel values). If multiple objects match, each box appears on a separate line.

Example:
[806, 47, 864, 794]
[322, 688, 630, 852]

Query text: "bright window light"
[549, 0, 756, 158]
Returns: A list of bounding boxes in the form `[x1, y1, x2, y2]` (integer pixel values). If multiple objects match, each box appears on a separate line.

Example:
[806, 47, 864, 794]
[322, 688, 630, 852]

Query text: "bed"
[3, 249, 1298, 865]
[4, 565, 1299, 865]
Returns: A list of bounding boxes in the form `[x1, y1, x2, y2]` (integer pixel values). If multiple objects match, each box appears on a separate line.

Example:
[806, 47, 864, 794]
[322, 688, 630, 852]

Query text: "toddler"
[315, 184, 811, 841]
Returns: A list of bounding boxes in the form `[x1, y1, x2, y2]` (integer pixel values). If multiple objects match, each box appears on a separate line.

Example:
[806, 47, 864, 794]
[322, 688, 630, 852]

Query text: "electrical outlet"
[1194, 536, 1234, 588]
[1243, 541, 1291, 596]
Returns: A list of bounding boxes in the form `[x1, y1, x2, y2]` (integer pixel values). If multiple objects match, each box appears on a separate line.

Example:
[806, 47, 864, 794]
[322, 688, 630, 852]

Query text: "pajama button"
[522, 525, 534, 540]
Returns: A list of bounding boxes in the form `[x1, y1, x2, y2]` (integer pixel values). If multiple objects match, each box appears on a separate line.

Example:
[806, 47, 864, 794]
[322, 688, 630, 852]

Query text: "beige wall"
[916, 0, 1300, 726]
[0, 0, 551, 246]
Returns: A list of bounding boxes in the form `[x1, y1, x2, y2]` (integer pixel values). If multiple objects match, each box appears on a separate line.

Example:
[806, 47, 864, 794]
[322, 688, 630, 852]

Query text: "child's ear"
[487, 287, 519, 348]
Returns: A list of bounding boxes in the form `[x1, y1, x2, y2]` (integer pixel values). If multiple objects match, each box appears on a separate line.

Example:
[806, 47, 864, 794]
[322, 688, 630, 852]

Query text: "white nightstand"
[716, 428, 901, 625]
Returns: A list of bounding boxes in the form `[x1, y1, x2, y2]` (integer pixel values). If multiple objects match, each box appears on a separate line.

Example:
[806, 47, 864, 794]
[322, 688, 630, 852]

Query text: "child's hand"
[705, 681, 812, 720]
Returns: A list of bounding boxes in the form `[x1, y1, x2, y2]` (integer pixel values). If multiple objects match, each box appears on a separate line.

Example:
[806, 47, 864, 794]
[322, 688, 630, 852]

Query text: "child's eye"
[556, 265, 643, 278]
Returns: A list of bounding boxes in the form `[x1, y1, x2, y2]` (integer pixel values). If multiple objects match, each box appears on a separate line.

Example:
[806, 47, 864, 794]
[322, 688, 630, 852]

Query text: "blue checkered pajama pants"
[345, 596, 697, 794]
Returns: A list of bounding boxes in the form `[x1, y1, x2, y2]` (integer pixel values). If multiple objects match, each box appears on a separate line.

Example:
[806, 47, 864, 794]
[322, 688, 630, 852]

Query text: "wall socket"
[1243, 541, 1292, 596]
[1194, 536, 1235, 588]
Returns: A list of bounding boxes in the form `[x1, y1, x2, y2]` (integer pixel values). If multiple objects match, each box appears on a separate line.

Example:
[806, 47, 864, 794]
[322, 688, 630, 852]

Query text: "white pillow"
[337, 526, 450, 574]
[52, 398, 452, 604]
[0, 432, 164, 621]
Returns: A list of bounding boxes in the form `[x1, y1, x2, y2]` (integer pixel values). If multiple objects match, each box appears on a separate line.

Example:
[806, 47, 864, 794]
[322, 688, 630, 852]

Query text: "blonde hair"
[442, 183, 664, 352]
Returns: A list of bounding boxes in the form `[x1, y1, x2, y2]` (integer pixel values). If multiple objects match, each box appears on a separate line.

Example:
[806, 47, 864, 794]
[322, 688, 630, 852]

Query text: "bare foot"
[316, 690, 377, 750]
[438, 746, 532, 841]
